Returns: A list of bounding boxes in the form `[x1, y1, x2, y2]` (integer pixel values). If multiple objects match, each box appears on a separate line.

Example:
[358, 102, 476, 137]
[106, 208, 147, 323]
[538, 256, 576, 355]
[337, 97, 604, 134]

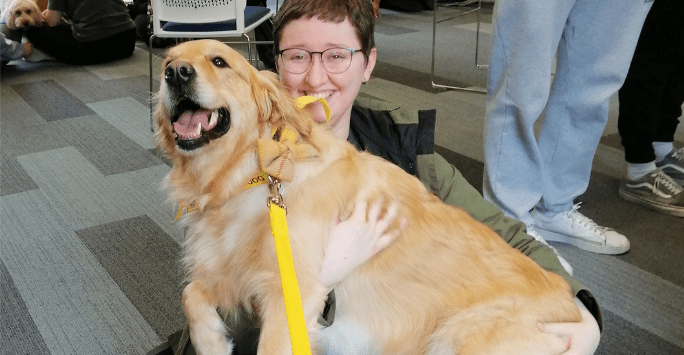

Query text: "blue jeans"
[482, 0, 653, 226]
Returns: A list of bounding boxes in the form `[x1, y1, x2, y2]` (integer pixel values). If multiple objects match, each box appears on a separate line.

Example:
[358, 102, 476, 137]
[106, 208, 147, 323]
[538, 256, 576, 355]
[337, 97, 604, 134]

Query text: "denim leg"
[536, 0, 653, 215]
[482, 0, 575, 226]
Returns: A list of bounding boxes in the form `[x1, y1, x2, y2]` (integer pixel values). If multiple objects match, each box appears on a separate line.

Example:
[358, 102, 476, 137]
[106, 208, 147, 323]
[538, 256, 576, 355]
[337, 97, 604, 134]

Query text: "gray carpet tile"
[50, 68, 142, 105]
[87, 97, 158, 151]
[0, 260, 51, 355]
[556, 244, 684, 349]
[0, 118, 71, 161]
[149, 148, 173, 167]
[16, 146, 175, 233]
[0, 60, 73, 87]
[104, 164, 184, 245]
[10, 80, 95, 122]
[596, 309, 683, 355]
[0, 157, 38, 196]
[76, 215, 186, 338]
[51, 115, 163, 176]
[0, 84, 46, 127]
[373, 59, 473, 93]
[107, 75, 156, 107]
[0, 190, 163, 355]
[375, 22, 420, 36]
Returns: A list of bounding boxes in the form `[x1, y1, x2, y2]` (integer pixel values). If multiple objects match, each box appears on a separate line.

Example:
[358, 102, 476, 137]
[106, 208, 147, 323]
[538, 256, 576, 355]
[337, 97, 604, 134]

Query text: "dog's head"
[3, 0, 42, 30]
[154, 40, 315, 201]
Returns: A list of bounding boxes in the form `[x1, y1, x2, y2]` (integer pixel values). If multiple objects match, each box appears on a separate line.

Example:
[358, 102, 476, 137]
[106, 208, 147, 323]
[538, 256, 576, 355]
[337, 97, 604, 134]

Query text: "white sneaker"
[527, 229, 573, 275]
[533, 203, 630, 255]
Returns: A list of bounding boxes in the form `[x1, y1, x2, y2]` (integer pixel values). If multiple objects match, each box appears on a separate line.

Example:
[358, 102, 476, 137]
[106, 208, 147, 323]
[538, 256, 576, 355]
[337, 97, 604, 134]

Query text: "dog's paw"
[190, 317, 235, 355]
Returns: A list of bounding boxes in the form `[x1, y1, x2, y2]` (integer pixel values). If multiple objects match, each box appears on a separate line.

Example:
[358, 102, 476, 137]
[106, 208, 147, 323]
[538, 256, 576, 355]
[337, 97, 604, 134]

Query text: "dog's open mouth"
[171, 99, 231, 151]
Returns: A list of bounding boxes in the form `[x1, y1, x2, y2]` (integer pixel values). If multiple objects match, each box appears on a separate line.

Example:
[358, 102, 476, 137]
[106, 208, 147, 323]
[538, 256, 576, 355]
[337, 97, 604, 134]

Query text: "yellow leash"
[267, 96, 330, 355]
[175, 97, 330, 354]
[267, 176, 311, 355]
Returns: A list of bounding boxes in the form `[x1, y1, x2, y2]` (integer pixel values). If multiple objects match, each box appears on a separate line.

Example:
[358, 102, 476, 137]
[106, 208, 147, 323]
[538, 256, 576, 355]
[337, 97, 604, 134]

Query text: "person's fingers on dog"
[377, 200, 397, 225]
[371, 228, 399, 255]
[366, 199, 383, 226]
[369, 201, 405, 255]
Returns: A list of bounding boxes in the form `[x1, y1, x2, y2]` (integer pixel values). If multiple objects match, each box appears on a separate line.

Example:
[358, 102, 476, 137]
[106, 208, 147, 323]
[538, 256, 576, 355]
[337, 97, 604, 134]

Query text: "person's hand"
[42, 9, 64, 27]
[538, 297, 601, 355]
[320, 200, 406, 290]
[23, 42, 32, 57]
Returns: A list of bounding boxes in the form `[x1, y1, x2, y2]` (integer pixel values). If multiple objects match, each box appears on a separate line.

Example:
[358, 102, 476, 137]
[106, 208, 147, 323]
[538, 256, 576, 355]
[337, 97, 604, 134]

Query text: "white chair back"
[151, 0, 247, 36]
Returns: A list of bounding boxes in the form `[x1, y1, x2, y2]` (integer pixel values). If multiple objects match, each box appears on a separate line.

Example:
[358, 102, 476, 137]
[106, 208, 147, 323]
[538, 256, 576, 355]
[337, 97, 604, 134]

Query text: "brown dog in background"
[154, 39, 581, 355]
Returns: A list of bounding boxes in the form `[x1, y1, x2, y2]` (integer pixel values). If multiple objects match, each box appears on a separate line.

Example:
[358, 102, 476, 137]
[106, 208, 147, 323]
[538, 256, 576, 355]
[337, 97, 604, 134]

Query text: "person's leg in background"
[247, 0, 275, 71]
[75, 28, 137, 65]
[24, 23, 79, 62]
[482, 0, 575, 228]
[532, 0, 653, 253]
[617, 0, 684, 217]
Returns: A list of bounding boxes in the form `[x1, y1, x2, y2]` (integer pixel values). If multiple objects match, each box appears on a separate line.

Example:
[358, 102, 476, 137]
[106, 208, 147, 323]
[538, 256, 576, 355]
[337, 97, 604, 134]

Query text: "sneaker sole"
[618, 188, 684, 218]
[535, 228, 630, 255]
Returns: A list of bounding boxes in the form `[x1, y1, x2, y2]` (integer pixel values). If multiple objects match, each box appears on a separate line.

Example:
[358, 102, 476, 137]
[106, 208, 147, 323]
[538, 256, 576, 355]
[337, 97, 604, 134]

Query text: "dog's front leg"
[256, 292, 295, 355]
[256, 289, 327, 355]
[183, 281, 234, 355]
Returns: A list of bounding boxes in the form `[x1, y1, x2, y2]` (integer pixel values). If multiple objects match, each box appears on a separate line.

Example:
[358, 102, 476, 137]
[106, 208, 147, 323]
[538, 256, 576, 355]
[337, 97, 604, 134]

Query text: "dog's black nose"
[165, 61, 195, 90]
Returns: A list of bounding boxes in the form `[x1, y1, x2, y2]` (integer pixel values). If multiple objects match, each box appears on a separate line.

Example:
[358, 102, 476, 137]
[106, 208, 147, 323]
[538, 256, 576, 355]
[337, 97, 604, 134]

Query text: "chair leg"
[149, 34, 156, 132]
[430, 0, 486, 93]
[475, 0, 488, 70]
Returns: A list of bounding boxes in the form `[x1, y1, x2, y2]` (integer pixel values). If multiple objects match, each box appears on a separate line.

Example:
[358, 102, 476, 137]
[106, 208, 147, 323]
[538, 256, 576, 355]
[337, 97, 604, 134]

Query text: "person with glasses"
[163, 0, 601, 354]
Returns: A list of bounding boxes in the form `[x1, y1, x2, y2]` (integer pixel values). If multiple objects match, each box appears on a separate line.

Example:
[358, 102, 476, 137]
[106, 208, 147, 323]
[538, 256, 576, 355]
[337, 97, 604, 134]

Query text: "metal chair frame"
[430, 0, 489, 93]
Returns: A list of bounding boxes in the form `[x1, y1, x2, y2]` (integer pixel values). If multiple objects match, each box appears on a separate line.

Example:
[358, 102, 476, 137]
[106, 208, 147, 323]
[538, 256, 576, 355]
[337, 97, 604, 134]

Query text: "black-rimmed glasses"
[277, 48, 362, 74]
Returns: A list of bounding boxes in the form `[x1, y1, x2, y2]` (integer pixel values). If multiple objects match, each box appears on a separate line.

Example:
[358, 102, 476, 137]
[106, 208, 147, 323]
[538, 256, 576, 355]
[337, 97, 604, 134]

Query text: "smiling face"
[278, 16, 376, 140]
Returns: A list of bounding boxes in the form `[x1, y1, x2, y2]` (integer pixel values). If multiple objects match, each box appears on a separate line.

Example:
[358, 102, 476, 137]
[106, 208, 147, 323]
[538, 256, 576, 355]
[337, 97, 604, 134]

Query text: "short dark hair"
[273, 0, 376, 61]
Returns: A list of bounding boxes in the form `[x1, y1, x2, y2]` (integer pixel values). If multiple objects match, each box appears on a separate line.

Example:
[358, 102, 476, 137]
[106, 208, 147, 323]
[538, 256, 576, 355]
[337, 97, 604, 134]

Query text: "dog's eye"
[212, 57, 228, 68]
[26, 9, 31, 14]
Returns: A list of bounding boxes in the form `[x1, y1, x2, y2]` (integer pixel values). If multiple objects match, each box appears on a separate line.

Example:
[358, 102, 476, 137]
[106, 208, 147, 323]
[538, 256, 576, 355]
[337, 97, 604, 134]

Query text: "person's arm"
[1, 35, 27, 61]
[43, 0, 66, 27]
[426, 153, 603, 328]
[317, 200, 404, 327]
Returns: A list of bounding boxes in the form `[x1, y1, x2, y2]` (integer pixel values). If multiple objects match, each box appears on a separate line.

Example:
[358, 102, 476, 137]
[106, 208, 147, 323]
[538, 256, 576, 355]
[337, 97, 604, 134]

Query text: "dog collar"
[245, 96, 330, 189]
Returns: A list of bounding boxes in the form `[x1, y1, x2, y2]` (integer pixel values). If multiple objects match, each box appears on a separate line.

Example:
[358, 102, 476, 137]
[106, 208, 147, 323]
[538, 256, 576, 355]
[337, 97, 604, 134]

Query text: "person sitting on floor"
[24, 0, 137, 65]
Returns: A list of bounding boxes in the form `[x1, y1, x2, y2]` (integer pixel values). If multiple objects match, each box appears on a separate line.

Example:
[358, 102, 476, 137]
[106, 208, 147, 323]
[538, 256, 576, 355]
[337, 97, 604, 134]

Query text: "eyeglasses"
[277, 48, 362, 74]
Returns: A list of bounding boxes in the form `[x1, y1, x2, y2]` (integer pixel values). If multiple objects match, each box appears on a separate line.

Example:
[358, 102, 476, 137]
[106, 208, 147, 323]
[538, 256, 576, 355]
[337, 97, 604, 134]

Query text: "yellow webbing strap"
[296, 96, 332, 122]
[268, 203, 312, 355]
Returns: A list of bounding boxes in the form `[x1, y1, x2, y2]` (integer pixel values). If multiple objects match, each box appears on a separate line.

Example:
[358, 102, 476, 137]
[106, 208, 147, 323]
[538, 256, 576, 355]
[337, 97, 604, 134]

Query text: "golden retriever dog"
[1, 0, 42, 30]
[154, 39, 581, 355]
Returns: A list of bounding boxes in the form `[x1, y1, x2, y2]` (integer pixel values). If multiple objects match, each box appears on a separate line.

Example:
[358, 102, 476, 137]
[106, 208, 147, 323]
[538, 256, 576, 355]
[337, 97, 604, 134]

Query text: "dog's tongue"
[174, 109, 213, 139]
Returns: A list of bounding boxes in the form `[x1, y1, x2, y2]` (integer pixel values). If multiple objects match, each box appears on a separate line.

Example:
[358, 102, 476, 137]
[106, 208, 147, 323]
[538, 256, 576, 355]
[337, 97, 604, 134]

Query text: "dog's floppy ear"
[3, 0, 17, 29]
[250, 69, 312, 138]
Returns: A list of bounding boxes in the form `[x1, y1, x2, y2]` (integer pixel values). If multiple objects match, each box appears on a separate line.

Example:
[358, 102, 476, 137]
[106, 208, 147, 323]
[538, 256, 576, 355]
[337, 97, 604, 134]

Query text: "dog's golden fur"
[1, 0, 42, 30]
[154, 39, 581, 355]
